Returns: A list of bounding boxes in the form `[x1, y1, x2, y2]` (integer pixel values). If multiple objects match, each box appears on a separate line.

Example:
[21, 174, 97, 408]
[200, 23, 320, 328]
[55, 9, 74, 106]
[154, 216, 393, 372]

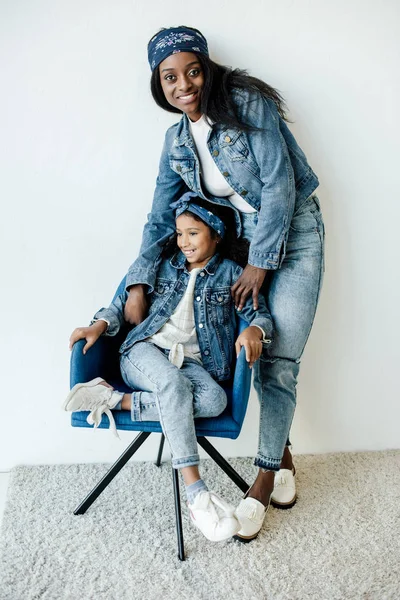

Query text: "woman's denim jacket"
[94, 252, 273, 382]
[126, 88, 319, 293]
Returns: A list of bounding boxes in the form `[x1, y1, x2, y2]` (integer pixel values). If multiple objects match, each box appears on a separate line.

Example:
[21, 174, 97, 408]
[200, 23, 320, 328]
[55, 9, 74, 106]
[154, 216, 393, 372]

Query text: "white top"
[189, 115, 256, 214]
[147, 268, 202, 368]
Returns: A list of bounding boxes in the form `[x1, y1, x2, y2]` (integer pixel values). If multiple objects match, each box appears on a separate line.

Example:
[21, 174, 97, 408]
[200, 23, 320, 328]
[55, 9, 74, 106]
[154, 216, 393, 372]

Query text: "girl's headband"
[148, 26, 209, 72]
[170, 193, 225, 238]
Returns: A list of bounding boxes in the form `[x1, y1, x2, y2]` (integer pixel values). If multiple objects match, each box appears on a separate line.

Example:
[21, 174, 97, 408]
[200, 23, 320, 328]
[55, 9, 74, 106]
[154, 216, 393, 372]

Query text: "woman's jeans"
[241, 195, 325, 471]
[120, 341, 227, 469]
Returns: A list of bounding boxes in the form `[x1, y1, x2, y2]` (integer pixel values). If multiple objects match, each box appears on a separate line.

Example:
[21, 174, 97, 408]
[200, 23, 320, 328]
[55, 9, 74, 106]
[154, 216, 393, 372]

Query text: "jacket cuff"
[125, 269, 156, 294]
[248, 250, 280, 270]
[250, 318, 274, 343]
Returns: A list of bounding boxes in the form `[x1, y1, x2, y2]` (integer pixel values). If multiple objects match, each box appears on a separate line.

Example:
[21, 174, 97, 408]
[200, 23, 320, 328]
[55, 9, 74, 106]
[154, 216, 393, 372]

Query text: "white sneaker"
[270, 468, 297, 509]
[62, 377, 121, 437]
[234, 496, 269, 542]
[188, 491, 240, 542]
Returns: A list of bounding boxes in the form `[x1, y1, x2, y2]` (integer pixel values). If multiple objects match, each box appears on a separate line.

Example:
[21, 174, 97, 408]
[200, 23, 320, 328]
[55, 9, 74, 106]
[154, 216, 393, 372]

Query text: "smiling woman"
[124, 25, 325, 542]
[159, 54, 204, 121]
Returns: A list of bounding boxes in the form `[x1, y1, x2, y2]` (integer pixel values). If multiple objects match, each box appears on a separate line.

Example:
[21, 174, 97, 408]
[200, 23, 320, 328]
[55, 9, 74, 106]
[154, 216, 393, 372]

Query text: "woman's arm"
[231, 90, 296, 309]
[125, 127, 187, 294]
[124, 127, 187, 324]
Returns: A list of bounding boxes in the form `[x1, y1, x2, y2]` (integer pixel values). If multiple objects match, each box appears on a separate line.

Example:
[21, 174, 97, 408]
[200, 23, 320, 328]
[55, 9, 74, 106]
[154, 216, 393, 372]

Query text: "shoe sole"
[232, 531, 260, 543]
[62, 377, 105, 411]
[270, 495, 297, 510]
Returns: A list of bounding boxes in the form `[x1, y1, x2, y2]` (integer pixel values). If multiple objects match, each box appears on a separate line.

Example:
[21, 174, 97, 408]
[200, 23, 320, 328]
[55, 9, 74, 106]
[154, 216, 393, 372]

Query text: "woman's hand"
[235, 326, 263, 368]
[231, 264, 268, 311]
[69, 321, 107, 354]
[124, 284, 148, 325]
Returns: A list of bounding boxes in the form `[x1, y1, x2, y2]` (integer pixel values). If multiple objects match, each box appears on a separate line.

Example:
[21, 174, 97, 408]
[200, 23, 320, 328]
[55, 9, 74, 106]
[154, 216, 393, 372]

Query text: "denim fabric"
[94, 252, 273, 382]
[126, 88, 319, 292]
[242, 195, 325, 470]
[120, 341, 227, 468]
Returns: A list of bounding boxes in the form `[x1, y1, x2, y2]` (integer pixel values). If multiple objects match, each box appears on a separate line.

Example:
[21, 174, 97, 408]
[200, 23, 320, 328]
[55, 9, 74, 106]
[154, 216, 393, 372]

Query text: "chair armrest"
[70, 338, 113, 388]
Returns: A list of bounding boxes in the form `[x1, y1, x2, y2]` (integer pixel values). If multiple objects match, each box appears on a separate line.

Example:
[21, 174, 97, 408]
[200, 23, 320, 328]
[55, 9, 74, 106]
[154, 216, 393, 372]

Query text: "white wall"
[1, 0, 399, 470]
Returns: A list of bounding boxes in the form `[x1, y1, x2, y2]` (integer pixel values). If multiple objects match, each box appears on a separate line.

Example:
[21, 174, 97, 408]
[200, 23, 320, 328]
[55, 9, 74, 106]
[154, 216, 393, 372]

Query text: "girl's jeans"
[241, 195, 325, 471]
[120, 341, 227, 469]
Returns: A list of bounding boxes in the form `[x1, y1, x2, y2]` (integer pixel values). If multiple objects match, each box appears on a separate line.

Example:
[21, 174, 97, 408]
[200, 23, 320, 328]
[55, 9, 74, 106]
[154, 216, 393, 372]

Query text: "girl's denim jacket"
[94, 252, 274, 382]
[126, 88, 319, 293]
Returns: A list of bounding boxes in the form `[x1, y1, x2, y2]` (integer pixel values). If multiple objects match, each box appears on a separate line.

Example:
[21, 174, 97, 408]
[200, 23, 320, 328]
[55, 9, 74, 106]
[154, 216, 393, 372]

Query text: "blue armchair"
[70, 277, 252, 560]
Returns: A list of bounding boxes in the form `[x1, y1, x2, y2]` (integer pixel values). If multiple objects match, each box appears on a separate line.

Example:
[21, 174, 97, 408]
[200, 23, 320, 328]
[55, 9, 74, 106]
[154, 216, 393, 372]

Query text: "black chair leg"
[74, 431, 151, 515]
[155, 433, 165, 467]
[197, 436, 249, 494]
[171, 466, 185, 561]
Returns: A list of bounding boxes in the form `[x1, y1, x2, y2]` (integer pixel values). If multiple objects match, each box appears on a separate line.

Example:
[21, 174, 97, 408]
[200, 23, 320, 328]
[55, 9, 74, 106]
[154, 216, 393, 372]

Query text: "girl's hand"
[231, 264, 268, 311]
[69, 321, 107, 354]
[124, 284, 148, 325]
[235, 326, 263, 368]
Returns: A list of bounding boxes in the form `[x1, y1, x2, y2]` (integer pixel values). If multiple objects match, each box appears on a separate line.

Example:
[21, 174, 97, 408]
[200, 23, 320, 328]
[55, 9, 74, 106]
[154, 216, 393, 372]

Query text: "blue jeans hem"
[172, 454, 200, 469]
[254, 455, 281, 472]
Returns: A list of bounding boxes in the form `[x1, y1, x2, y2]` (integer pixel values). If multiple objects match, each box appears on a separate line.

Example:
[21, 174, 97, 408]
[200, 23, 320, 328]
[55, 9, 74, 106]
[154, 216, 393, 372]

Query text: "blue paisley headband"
[148, 26, 209, 72]
[170, 192, 225, 238]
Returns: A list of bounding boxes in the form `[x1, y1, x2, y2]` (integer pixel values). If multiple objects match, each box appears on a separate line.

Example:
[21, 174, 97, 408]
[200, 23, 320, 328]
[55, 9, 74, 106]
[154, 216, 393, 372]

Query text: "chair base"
[73, 432, 249, 561]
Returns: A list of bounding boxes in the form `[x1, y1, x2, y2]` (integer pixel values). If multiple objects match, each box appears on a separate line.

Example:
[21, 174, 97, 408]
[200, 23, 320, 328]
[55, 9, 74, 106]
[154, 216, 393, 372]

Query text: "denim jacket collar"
[169, 251, 222, 275]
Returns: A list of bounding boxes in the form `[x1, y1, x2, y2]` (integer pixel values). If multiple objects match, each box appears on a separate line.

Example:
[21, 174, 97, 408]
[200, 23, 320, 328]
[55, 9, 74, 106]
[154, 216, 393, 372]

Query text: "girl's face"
[159, 52, 204, 122]
[176, 213, 219, 270]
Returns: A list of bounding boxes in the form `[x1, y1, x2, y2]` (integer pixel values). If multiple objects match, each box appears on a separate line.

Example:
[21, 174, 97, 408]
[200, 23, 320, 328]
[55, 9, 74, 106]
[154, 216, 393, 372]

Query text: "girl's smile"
[176, 213, 219, 270]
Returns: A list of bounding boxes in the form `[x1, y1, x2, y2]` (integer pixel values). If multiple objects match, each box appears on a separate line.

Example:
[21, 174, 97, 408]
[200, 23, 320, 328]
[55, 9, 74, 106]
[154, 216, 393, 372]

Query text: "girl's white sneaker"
[188, 491, 240, 542]
[62, 378, 121, 437]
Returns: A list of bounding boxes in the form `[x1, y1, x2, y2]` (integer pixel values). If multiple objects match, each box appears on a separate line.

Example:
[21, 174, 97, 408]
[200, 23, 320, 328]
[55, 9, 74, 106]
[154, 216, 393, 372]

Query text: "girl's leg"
[120, 342, 200, 469]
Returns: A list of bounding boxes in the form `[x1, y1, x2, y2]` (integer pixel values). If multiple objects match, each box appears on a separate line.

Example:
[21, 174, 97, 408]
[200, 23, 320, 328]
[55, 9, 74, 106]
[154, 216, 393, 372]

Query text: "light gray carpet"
[0, 451, 399, 600]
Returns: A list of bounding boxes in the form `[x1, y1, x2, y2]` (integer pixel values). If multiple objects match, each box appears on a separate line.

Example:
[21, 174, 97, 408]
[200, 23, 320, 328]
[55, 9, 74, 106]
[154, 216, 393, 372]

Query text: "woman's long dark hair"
[150, 26, 289, 130]
[163, 198, 250, 268]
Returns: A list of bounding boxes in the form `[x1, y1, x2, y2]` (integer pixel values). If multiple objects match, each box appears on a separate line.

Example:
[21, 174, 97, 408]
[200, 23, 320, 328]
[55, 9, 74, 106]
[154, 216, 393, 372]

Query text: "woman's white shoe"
[233, 496, 270, 542]
[188, 491, 240, 542]
[270, 468, 297, 509]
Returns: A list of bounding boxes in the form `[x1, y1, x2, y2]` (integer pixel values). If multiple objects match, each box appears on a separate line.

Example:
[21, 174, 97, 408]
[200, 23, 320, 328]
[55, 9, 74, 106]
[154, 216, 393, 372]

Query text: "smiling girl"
[64, 194, 274, 543]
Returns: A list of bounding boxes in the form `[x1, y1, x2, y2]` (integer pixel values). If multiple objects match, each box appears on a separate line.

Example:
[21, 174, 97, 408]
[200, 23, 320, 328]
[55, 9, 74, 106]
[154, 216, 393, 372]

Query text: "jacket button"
[212, 150, 219, 157]
[176, 165, 182, 172]
[224, 136, 231, 143]
[240, 189, 248, 196]
[222, 171, 229, 177]
[204, 350, 209, 355]
[217, 296, 223, 302]
[199, 323, 204, 328]
[196, 296, 201, 301]
[200, 272, 205, 277]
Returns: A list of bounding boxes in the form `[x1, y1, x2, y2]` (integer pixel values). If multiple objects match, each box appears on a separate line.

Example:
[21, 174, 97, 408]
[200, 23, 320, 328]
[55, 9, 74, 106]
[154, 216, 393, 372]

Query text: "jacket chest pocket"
[169, 157, 196, 189]
[205, 287, 232, 323]
[219, 130, 250, 163]
[150, 279, 175, 311]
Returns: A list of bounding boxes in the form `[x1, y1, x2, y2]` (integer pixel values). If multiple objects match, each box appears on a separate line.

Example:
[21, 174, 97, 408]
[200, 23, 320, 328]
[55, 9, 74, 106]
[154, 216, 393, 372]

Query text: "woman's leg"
[249, 196, 325, 504]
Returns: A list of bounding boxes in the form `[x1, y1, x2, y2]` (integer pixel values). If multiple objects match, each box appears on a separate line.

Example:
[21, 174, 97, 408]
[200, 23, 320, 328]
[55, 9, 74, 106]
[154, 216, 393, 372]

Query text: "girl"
[123, 26, 325, 541]
[64, 194, 274, 543]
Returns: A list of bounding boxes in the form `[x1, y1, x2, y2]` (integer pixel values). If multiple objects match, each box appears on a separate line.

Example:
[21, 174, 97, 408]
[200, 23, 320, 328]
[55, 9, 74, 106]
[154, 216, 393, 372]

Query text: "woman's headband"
[148, 26, 209, 72]
[170, 193, 225, 238]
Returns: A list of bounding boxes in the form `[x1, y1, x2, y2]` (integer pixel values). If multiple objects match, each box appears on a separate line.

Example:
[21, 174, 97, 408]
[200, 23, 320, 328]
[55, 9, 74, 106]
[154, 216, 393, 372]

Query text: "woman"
[124, 26, 325, 541]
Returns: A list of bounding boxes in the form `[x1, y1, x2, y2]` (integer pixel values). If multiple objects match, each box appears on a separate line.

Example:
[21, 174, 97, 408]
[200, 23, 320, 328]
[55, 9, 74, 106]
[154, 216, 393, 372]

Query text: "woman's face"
[176, 213, 219, 269]
[159, 52, 204, 122]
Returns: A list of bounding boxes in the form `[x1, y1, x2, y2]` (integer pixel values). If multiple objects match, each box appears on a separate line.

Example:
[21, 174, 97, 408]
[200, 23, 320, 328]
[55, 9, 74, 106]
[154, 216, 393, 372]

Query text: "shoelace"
[274, 474, 287, 487]
[194, 492, 234, 524]
[87, 406, 119, 439]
